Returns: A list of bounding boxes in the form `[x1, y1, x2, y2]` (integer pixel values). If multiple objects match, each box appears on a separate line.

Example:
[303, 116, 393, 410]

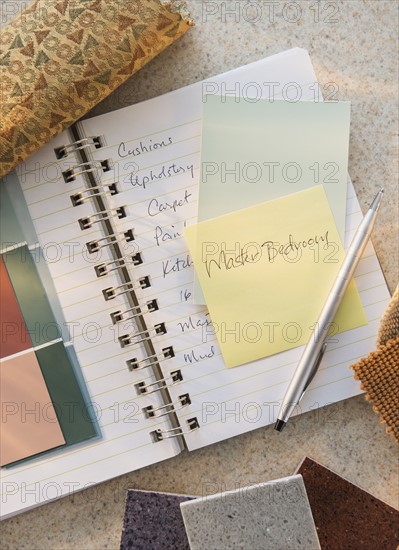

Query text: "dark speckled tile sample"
[297, 457, 399, 550]
[120, 490, 195, 550]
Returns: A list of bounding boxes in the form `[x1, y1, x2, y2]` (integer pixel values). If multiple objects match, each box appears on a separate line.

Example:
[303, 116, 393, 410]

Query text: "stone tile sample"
[297, 457, 399, 550]
[120, 490, 195, 550]
[180, 474, 320, 550]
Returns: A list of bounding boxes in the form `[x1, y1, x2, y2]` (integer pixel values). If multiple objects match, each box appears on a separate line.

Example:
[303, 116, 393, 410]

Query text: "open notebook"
[0, 48, 390, 518]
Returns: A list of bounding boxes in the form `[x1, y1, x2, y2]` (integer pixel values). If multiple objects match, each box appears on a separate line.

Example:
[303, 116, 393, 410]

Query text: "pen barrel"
[278, 203, 380, 424]
[329, 208, 377, 302]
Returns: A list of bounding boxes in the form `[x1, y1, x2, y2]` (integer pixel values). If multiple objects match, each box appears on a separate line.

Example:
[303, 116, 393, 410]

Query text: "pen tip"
[370, 188, 384, 211]
[274, 419, 286, 432]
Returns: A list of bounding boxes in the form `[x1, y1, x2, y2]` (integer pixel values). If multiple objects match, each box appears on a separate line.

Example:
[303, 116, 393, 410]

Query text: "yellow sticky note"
[185, 186, 367, 368]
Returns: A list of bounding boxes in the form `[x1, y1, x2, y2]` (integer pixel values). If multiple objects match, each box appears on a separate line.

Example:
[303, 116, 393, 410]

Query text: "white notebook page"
[82, 47, 390, 451]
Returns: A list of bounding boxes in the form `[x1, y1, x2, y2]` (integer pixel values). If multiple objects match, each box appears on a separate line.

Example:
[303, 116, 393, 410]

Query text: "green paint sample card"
[35, 342, 98, 446]
[3, 245, 61, 347]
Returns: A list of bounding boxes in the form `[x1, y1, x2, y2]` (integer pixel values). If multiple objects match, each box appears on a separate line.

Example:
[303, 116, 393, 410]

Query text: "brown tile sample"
[296, 457, 399, 549]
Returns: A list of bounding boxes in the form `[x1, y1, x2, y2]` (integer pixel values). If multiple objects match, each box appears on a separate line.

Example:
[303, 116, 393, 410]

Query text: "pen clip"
[299, 343, 327, 401]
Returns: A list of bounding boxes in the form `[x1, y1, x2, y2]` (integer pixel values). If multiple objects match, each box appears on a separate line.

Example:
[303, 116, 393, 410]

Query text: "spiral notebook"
[0, 48, 390, 518]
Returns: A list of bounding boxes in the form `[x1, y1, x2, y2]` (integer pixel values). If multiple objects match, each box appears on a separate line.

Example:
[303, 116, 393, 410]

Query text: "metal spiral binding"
[70, 183, 118, 207]
[78, 206, 126, 230]
[54, 136, 104, 159]
[118, 323, 167, 348]
[94, 253, 143, 277]
[86, 229, 134, 253]
[135, 370, 183, 395]
[111, 299, 159, 324]
[126, 346, 174, 372]
[150, 418, 200, 442]
[62, 159, 112, 183]
[63, 131, 196, 445]
[102, 277, 151, 301]
[143, 394, 191, 418]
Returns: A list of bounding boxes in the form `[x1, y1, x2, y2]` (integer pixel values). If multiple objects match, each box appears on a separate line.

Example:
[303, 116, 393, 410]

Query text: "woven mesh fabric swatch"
[378, 285, 399, 346]
[0, 0, 193, 178]
[351, 285, 399, 443]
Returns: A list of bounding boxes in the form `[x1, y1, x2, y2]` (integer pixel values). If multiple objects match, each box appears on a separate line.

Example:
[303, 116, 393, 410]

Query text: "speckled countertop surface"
[1, 1, 398, 548]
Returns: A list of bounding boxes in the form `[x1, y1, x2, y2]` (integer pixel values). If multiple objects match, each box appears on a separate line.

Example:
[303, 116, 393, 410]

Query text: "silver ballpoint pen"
[274, 188, 384, 432]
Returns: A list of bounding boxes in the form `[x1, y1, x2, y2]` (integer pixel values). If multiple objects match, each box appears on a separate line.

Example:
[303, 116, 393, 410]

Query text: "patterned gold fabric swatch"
[351, 285, 399, 443]
[0, 0, 193, 178]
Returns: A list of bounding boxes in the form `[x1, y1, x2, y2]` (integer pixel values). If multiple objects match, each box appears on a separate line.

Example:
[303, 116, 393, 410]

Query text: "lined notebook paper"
[1, 47, 390, 518]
